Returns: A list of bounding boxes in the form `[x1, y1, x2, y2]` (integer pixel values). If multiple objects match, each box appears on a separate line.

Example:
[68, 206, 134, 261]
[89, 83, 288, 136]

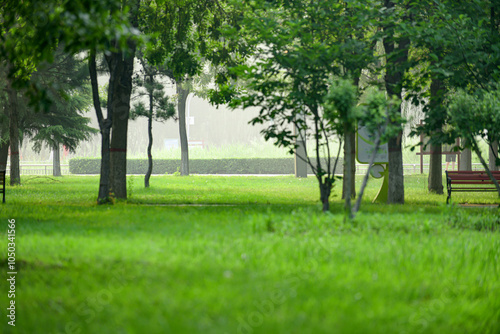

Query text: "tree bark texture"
[100, 127, 112, 200]
[52, 143, 61, 176]
[342, 74, 360, 200]
[427, 76, 445, 194]
[107, 2, 139, 199]
[177, 84, 190, 176]
[89, 51, 112, 203]
[319, 180, 331, 212]
[107, 44, 136, 199]
[474, 142, 500, 197]
[384, 98, 405, 204]
[342, 132, 356, 199]
[387, 135, 405, 204]
[343, 126, 353, 212]
[145, 99, 153, 188]
[459, 147, 472, 171]
[489, 141, 499, 171]
[383, 0, 408, 204]
[7, 84, 20, 185]
[428, 143, 443, 194]
[0, 139, 9, 172]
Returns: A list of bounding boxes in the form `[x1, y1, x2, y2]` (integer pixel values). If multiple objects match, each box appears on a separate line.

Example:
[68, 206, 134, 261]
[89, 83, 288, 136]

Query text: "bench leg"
[446, 183, 452, 205]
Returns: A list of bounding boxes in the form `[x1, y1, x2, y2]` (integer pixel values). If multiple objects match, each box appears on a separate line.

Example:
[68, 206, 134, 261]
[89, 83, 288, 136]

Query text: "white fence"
[355, 163, 486, 175]
[5, 164, 70, 176]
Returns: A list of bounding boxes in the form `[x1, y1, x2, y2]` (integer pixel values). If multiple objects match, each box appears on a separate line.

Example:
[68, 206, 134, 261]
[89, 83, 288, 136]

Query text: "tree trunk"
[428, 143, 443, 193]
[342, 132, 356, 199]
[459, 147, 472, 171]
[7, 84, 20, 186]
[106, 3, 139, 199]
[386, 134, 405, 204]
[489, 141, 499, 171]
[382, 1, 408, 204]
[342, 74, 360, 200]
[52, 143, 61, 176]
[145, 111, 153, 188]
[99, 127, 112, 202]
[89, 50, 113, 203]
[384, 48, 406, 204]
[293, 120, 307, 178]
[0, 139, 9, 172]
[427, 75, 445, 194]
[144, 73, 154, 188]
[473, 142, 500, 197]
[107, 43, 136, 199]
[343, 126, 353, 213]
[0, 110, 8, 172]
[319, 180, 331, 212]
[177, 83, 190, 176]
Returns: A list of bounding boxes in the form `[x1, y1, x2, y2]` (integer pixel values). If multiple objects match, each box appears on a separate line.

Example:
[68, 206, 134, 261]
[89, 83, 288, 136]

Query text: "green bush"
[69, 158, 343, 175]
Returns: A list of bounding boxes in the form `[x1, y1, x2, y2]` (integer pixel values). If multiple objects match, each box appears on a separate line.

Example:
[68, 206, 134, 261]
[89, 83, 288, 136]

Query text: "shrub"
[69, 158, 343, 175]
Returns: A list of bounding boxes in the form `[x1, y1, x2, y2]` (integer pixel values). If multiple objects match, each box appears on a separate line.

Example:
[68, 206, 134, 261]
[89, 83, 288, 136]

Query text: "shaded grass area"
[1, 175, 499, 334]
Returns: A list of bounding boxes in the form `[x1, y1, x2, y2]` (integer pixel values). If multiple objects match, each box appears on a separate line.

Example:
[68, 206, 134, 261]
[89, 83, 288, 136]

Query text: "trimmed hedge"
[69, 158, 343, 175]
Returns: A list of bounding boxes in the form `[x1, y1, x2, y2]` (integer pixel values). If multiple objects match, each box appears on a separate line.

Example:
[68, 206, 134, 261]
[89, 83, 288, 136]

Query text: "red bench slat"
[447, 172, 500, 175]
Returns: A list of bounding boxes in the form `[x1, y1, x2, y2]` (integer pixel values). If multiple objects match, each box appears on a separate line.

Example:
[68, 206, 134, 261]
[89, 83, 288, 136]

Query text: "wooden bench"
[446, 170, 500, 204]
[0, 170, 5, 203]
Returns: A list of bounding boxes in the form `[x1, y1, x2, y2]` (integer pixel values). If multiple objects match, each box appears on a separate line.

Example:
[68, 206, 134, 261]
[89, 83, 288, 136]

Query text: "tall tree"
[1, 0, 140, 201]
[326, 83, 402, 219]
[131, 55, 176, 187]
[324, 79, 360, 215]
[85, 1, 142, 202]
[89, 51, 113, 203]
[407, 1, 472, 192]
[214, 0, 378, 211]
[427, 76, 445, 194]
[411, 0, 500, 180]
[0, 67, 9, 172]
[339, 2, 378, 200]
[6, 79, 20, 185]
[106, 0, 141, 199]
[380, 0, 411, 204]
[28, 50, 96, 176]
[176, 82, 190, 175]
[447, 89, 500, 196]
[211, 0, 382, 210]
[139, 0, 225, 176]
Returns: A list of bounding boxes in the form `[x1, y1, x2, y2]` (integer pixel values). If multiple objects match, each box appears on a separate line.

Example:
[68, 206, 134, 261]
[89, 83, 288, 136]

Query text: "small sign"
[356, 125, 388, 164]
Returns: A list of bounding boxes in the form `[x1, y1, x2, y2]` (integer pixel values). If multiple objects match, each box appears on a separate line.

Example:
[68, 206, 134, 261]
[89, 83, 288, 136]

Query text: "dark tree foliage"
[28, 49, 97, 174]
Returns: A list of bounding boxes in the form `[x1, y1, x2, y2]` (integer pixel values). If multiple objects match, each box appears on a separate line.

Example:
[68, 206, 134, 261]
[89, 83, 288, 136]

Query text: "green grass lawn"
[1, 174, 499, 334]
